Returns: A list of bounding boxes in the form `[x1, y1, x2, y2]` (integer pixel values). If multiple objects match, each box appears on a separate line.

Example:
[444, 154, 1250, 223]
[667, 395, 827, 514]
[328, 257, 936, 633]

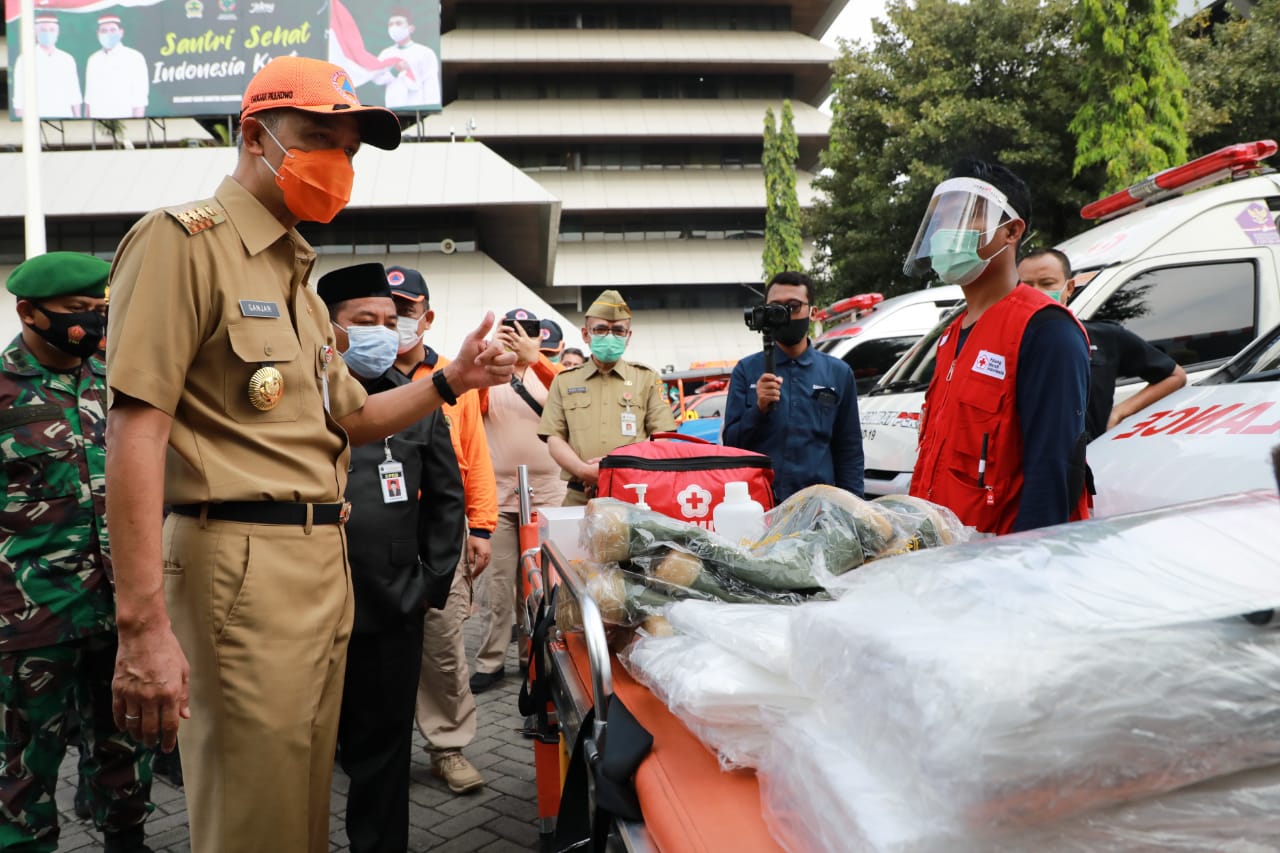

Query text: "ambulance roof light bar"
[813, 292, 884, 323]
[1081, 140, 1278, 222]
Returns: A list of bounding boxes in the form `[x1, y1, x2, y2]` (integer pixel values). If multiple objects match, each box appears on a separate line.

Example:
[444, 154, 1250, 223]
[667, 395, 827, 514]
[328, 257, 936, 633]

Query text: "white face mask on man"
[395, 315, 423, 354]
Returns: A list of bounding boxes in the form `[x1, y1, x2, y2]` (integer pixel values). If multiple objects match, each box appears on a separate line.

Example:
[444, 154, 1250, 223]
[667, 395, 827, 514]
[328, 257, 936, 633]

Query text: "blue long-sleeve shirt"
[721, 342, 864, 501]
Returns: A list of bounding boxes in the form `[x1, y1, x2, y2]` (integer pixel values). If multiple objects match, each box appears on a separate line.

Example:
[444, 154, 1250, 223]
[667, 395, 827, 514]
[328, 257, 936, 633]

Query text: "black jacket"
[344, 368, 466, 633]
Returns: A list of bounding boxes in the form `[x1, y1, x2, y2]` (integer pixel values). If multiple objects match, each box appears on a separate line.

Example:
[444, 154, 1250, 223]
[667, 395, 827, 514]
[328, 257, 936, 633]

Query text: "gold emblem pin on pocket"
[248, 365, 285, 411]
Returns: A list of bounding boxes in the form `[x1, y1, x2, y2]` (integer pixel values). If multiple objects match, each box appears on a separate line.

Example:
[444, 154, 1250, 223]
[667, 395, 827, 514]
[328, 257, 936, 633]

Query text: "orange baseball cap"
[241, 56, 402, 150]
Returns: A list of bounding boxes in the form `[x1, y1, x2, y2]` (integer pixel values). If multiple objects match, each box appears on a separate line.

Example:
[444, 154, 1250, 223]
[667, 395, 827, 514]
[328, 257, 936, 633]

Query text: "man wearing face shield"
[104, 56, 516, 852]
[317, 263, 465, 853]
[905, 159, 1090, 535]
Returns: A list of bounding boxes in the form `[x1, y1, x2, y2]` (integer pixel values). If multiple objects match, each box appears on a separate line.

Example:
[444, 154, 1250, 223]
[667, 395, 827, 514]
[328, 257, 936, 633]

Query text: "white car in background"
[1088, 321, 1280, 516]
[813, 286, 964, 395]
[859, 141, 1280, 496]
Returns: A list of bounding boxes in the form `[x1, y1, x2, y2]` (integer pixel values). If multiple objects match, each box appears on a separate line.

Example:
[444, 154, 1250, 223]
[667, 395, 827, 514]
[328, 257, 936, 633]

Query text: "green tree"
[762, 101, 803, 281]
[1176, 0, 1280, 156]
[809, 0, 1100, 303]
[1070, 0, 1189, 192]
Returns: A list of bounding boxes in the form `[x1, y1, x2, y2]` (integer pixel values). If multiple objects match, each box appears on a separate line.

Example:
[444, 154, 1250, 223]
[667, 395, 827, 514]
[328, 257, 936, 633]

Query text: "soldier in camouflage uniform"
[0, 253, 153, 853]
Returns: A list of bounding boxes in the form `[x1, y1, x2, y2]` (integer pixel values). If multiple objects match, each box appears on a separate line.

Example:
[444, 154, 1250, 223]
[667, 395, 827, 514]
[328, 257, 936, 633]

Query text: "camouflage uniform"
[0, 336, 152, 851]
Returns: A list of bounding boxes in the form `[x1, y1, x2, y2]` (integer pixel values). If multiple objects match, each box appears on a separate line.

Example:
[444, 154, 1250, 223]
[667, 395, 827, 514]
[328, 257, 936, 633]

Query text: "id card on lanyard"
[379, 439, 407, 503]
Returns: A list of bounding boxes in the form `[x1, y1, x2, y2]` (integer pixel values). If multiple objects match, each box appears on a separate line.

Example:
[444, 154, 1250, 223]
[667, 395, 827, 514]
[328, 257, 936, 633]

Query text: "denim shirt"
[722, 341, 865, 501]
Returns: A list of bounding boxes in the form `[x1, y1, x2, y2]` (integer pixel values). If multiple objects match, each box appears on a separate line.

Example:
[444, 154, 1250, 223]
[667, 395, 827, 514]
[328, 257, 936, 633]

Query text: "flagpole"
[20, 0, 47, 258]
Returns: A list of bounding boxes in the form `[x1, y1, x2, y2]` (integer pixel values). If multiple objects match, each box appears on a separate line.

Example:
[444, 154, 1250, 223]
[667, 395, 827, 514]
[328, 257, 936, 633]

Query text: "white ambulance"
[1088, 321, 1280, 516]
[859, 141, 1280, 496]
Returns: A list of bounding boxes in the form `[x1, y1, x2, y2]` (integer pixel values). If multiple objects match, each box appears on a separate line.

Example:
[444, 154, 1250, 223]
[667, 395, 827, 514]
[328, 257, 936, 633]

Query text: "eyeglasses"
[588, 324, 630, 338]
[767, 300, 809, 316]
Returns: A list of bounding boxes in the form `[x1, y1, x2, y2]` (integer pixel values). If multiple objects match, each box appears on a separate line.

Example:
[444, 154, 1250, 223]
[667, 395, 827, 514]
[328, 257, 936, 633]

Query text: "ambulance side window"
[844, 336, 920, 395]
[1091, 261, 1257, 373]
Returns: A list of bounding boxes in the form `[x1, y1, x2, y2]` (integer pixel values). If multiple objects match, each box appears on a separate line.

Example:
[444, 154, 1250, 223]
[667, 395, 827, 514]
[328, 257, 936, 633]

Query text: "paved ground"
[53, 619, 541, 852]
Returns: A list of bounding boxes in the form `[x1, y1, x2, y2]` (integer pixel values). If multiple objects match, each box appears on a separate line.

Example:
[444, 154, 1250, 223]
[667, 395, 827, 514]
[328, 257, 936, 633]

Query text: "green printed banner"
[5, 0, 440, 119]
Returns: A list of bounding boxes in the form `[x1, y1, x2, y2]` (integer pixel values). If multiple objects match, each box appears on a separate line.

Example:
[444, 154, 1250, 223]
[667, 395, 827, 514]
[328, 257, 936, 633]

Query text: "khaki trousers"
[163, 514, 353, 853]
[473, 513, 520, 676]
[414, 548, 476, 753]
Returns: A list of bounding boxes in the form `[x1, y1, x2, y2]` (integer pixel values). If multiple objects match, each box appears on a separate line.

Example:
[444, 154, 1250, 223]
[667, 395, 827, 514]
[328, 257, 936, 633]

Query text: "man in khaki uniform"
[103, 57, 515, 853]
[539, 290, 675, 506]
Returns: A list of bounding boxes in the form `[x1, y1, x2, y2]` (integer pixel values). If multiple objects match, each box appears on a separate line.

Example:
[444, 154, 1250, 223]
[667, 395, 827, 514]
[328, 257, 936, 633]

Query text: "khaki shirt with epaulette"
[106, 175, 368, 504]
[538, 357, 675, 477]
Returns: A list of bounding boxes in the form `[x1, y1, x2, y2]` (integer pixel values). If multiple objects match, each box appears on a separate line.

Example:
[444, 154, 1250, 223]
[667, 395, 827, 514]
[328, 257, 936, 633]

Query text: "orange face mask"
[261, 124, 354, 224]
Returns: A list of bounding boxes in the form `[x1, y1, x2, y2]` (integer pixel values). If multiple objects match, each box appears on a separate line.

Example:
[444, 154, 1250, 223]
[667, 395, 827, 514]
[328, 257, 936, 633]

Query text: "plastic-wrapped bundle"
[665, 599, 793, 677]
[582, 486, 968, 592]
[760, 713, 1280, 853]
[623, 632, 811, 770]
[786, 491, 1280, 834]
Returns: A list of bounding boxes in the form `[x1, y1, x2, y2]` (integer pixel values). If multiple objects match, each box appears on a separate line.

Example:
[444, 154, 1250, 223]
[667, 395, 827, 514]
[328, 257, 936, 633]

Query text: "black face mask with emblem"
[31, 303, 105, 359]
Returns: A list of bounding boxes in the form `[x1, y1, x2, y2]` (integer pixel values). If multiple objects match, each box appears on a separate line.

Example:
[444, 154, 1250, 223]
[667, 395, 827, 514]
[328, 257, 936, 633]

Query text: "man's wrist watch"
[432, 369, 459, 405]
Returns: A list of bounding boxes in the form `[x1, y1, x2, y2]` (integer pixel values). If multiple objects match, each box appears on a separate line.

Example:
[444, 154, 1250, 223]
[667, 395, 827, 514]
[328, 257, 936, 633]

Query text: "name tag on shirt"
[620, 411, 637, 436]
[239, 299, 281, 318]
[971, 349, 1007, 380]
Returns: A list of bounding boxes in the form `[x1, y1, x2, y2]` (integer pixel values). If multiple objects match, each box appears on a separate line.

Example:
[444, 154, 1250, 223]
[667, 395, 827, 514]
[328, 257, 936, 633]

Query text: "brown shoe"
[432, 750, 484, 794]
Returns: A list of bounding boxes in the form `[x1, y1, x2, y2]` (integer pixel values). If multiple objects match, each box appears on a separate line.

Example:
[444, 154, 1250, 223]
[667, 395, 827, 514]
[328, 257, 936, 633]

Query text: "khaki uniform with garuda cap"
[538, 289, 674, 506]
[105, 55, 403, 853]
[1, 253, 155, 853]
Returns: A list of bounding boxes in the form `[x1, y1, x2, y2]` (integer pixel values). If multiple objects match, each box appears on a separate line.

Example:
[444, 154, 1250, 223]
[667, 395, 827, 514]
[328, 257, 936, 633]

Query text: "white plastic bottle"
[622, 483, 651, 510]
[713, 481, 765, 544]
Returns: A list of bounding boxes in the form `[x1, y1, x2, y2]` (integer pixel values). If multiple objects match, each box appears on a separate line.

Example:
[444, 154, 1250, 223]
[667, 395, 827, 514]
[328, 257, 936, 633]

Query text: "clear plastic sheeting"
[763, 713, 1280, 853]
[819, 490, 1279, 630]
[759, 490, 1280, 850]
[581, 485, 969, 594]
[666, 600, 793, 677]
[624, 633, 811, 770]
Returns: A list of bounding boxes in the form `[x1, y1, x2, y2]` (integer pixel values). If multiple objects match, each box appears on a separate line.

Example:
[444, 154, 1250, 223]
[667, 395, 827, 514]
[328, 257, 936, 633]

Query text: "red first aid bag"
[596, 433, 775, 527]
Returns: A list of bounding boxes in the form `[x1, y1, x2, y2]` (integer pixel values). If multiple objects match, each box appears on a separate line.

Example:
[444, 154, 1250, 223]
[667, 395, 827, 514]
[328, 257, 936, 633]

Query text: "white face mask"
[388, 24, 411, 43]
[395, 315, 423, 354]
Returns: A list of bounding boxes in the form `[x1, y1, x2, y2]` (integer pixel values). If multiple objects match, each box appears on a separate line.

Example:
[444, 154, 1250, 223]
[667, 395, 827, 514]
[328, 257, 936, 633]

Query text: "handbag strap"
[510, 374, 544, 417]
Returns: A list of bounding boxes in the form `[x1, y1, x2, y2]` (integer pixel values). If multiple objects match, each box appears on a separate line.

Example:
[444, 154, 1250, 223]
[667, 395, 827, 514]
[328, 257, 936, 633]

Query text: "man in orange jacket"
[388, 265, 499, 794]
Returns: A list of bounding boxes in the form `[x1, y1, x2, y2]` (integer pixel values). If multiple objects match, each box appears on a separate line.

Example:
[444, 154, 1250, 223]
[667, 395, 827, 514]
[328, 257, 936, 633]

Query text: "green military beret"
[585, 289, 631, 321]
[5, 252, 110, 300]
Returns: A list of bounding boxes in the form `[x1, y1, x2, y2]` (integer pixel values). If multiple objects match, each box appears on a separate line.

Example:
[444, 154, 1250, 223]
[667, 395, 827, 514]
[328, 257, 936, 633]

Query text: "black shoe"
[153, 746, 183, 788]
[103, 826, 153, 853]
[469, 668, 505, 694]
[74, 778, 92, 821]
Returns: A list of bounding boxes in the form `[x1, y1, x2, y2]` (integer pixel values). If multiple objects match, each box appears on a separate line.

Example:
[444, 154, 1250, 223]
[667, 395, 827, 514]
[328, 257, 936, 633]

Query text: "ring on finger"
[124, 713, 141, 721]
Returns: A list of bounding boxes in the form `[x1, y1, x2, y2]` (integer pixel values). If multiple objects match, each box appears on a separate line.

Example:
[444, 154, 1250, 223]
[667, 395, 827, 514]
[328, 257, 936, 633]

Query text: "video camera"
[743, 302, 791, 387]
[743, 303, 791, 334]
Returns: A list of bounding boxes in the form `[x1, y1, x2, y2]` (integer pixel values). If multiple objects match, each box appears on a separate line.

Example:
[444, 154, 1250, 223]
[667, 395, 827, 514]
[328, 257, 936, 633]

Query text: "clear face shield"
[903, 177, 1021, 287]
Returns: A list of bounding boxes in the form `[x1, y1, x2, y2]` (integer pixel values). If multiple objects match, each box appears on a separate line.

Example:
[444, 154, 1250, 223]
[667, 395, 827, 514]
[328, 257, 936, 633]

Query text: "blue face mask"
[589, 333, 627, 364]
[36, 30, 57, 48]
[338, 324, 399, 378]
[98, 31, 123, 50]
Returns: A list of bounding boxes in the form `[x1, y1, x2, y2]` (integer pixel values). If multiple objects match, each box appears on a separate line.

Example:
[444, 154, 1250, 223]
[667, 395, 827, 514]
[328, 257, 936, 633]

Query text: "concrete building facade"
[0, 0, 839, 366]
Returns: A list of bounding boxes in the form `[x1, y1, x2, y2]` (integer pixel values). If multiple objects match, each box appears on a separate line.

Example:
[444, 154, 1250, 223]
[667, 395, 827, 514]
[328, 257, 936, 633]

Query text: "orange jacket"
[410, 351, 498, 536]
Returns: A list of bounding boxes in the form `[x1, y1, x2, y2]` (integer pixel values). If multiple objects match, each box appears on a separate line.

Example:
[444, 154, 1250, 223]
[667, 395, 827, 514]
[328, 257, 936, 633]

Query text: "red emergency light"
[1081, 140, 1278, 222]
[815, 292, 884, 322]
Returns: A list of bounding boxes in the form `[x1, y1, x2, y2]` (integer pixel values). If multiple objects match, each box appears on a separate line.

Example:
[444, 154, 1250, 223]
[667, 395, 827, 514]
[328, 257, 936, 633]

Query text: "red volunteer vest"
[909, 285, 1089, 534]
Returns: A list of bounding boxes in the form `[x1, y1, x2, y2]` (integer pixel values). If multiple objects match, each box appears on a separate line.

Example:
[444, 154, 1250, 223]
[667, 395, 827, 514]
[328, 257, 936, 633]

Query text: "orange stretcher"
[514, 468, 784, 852]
